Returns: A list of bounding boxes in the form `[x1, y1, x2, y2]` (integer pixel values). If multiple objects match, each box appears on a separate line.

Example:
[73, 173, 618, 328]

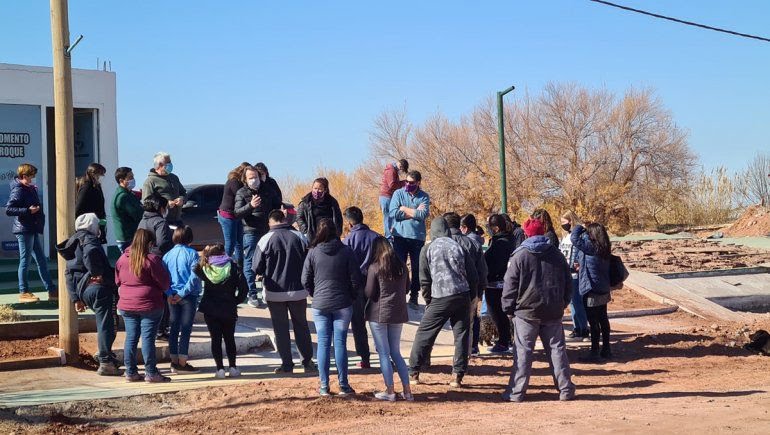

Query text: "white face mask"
[247, 178, 260, 189]
[126, 179, 136, 190]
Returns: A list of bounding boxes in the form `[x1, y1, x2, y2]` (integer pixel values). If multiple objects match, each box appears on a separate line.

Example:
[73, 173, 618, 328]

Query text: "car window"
[202, 186, 223, 210]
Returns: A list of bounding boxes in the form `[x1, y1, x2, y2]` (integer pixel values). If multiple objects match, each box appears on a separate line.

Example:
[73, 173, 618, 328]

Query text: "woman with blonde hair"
[115, 228, 172, 382]
[559, 210, 588, 341]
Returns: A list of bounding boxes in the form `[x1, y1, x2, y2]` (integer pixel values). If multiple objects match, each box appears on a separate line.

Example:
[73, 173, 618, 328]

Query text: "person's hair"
[228, 162, 251, 181]
[398, 159, 409, 173]
[532, 208, 555, 234]
[153, 152, 171, 169]
[17, 163, 37, 178]
[77, 163, 106, 190]
[406, 170, 421, 182]
[460, 214, 477, 230]
[268, 209, 286, 223]
[254, 162, 269, 176]
[172, 225, 194, 245]
[312, 177, 329, 191]
[311, 219, 337, 248]
[488, 214, 507, 232]
[475, 225, 485, 236]
[129, 229, 155, 277]
[143, 195, 168, 213]
[442, 212, 461, 229]
[586, 222, 611, 258]
[241, 166, 258, 185]
[199, 243, 225, 269]
[372, 236, 405, 281]
[561, 210, 582, 227]
[344, 206, 364, 225]
[501, 214, 515, 232]
[114, 166, 133, 184]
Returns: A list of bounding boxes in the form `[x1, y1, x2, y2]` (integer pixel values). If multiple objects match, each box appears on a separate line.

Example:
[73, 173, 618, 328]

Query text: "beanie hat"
[522, 218, 545, 237]
[75, 213, 100, 236]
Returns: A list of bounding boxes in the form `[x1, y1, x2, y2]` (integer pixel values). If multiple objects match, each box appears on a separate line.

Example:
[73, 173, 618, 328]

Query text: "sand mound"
[725, 205, 770, 237]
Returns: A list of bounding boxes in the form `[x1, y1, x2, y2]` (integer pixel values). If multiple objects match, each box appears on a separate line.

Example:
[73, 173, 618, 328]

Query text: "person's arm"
[150, 255, 172, 292]
[82, 241, 105, 278]
[176, 177, 187, 202]
[389, 191, 407, 221]
[155, 221, 174, 254]
[411, 194, 430, 222]
[296, 201, 309, 234]
[364, 267, 380, 301]
[233, 189, 252, 218]
[501, 255, 520, 316]
[475, 249, 488, 293]
[74, 184, 89, 217]
[562, 260, 573, 309]
[464, 250, 478, 299]
[141, 178, 152, 201]
[5, 186, 29, 216]
[419, 246, 432, 305]
[175, 251, 201, 299]
[348, 251, 363, 300]
[253, 236, 268, 276]
[126, 193, 144, 222]
[333, 201, 344, 236]
[271, 179, 283, 205]
[513, 228, 525, 249]
[235, 264, 248, 304]
[385, 166, 400, 194]
[570, 225, 597, 255]
[301, 250, 315, 296]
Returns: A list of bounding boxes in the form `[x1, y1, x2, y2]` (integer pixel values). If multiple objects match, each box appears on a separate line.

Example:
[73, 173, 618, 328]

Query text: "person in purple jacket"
[342, 206, 380, 369]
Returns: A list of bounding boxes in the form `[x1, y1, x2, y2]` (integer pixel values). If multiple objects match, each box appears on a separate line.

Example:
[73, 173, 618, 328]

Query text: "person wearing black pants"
[267, 300, 314, 370]
[584, 294, 611, 358]
[409, 293, 471, 376]
[204, 314, 238, 372]
[483, 214, 522, 354]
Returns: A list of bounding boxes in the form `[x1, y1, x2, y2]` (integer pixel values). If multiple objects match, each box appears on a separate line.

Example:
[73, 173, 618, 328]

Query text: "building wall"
[0, 63, 118, 256]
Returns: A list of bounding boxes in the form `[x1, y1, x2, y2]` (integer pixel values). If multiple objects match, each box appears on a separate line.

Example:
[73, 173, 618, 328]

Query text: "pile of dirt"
[613, 238, 770, 273]
[0, 336, 58, 360]
[724, 205, 770, 237]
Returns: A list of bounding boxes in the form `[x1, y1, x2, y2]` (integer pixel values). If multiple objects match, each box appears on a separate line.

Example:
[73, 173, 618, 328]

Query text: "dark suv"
[182, 184, 224, 249]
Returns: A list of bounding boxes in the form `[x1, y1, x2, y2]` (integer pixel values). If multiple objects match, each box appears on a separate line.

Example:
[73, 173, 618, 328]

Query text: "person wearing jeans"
[122, 308, 164, 380]
[218, 162, 249, 264]
[378, 159, 409, 239]
[365, 237, 413, 401]
[389, 170, 429, 307]
[6, 163, 56, 302]
[312, 306, 353, 395]
[302, 219, 363, 397]
[115, 228, 172, 383]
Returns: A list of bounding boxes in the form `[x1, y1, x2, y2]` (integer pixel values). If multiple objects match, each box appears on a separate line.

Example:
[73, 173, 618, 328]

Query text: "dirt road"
[2, 311, 769, 434]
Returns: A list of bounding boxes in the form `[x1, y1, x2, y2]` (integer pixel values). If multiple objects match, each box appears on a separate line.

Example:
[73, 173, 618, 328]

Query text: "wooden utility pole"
[50, 0, 78, 359]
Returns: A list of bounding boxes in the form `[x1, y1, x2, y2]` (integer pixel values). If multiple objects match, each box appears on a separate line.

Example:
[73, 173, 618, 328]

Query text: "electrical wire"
[589, 0, 770, 43]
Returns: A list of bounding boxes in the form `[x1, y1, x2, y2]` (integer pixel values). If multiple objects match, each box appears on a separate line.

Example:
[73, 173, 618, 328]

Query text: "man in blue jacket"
[342, 206, 379, 369]
[389, 170, 430, 308]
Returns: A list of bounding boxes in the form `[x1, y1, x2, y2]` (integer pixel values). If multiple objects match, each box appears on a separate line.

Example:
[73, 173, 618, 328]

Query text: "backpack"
[609, 254, 629, 290]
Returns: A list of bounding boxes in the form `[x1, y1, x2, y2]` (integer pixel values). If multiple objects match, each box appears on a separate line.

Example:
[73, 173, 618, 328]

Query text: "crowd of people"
[6, 154, 619, 401]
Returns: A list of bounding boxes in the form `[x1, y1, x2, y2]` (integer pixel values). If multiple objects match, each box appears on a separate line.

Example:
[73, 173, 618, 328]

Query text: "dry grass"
[0, 304, 24, 322]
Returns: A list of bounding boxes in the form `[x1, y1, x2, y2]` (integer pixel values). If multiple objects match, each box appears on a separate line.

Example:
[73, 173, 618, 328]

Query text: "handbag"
[609, 254, 629, 290]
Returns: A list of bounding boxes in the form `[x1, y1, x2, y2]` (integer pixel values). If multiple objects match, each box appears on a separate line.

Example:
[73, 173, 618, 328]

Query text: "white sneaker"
[374, 391, 396, 402]
[228, 367, 241, 377]
[214, 369, 226, 379]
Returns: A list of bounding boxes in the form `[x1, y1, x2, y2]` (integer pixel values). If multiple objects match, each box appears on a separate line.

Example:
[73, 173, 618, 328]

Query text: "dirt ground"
[725, 206, 770, 237]
[613, 238, 770, 273]
[1, 312, 769, 434]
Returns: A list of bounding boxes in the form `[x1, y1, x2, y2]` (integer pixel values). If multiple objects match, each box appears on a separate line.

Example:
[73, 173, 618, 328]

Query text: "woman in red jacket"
[115, 229, 172, 383]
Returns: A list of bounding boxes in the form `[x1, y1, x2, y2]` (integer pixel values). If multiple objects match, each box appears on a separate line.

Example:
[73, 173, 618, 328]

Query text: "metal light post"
[497, 85, 515, 214]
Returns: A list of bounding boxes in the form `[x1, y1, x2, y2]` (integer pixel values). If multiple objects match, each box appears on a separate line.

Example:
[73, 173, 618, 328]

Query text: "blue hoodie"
[502, 235, 572, 321]
[163, 244, 202, 299]
[343, 223, 381, 275]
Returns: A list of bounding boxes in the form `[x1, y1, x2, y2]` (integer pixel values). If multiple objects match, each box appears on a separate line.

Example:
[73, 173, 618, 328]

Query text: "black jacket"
[449, 228, 488, 299]
[263, 176, 283, 204]
[234, 184, 281, 235]
[296, 193, 343, 242]
[75, 180, 106, 219]
[501, 235, 572, 322]
[484, 232, 517, 283]
[195, 261, 248, 321]
[56, 230, 115, 302]
[301, 239, 363, 312]
[253, 223, 309, 301]
[218, 178, 243, 214]
[137, 211, 173, 256]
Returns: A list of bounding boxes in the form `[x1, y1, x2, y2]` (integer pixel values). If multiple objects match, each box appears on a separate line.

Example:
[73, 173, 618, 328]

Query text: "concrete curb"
[0, 355, 61, 372]
[560, 305, 679, 323]
[0, 318, 96, 340]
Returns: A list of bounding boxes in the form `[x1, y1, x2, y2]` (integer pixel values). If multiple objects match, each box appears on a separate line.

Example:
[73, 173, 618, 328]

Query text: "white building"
[0, 63, 118, 257]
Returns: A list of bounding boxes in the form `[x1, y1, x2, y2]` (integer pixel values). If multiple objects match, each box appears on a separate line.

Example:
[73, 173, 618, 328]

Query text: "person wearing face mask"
[75, 163, 108, 244]
[142, 152, 186, 227]
[112, 167, 144, 253]
[388, 170, 430, 309]
[254, 162, 283, 204]
[6, 163, 57, 303]
[137, 195, 174, 257]
[559, 210, 589, 342]
[296, 177, 343, 243]
[235, 166, 281, 307]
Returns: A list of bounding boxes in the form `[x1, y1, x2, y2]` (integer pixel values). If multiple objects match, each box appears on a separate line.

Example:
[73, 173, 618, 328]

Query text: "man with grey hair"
[142, 152, 186, 226]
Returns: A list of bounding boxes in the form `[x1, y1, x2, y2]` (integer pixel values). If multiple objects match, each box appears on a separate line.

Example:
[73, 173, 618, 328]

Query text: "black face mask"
[561, 223, 571, 232]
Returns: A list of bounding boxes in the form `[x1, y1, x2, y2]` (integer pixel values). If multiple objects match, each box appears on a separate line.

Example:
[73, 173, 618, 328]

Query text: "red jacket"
[115, 248, 171, 312]
[379, 163, 403, 197]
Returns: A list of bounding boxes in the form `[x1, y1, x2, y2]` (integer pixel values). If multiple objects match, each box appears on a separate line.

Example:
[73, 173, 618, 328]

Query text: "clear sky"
[2, 1, 768, 184]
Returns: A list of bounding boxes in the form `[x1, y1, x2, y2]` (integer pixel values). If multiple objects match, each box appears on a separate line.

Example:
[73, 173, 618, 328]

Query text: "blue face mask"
[126, 179, 136, 190]
[165, 163, 174, 174]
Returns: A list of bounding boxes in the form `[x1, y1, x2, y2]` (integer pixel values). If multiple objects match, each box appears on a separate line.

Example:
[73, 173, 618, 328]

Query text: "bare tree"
[737, 152, 770, 207]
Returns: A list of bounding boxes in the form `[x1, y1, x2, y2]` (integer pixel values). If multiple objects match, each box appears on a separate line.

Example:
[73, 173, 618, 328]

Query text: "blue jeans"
[218, 213, 243, 264]
[80, 284, 116, 364]
[122, 308, 164, 376]
[312, 306, 353, 389]
[168, 296, 198, 359]
[392, 236, 424, 301]
[369, 321, 409, 388]
[243, 232, 261, 299]
[569, 277, 588, 333]
[379, 196, 392, 238]
[15, 232, 55, 295]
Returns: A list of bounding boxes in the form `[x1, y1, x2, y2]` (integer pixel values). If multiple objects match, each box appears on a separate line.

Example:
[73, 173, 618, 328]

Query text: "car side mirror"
[183, 201, 197, 209]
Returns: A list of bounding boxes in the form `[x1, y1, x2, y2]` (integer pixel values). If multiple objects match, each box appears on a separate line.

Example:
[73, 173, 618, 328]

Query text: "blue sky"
[2, 1, 768, 184]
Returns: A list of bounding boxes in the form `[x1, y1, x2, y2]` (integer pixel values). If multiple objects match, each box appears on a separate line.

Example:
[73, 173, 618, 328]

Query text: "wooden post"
[50, 0, 78, 359]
